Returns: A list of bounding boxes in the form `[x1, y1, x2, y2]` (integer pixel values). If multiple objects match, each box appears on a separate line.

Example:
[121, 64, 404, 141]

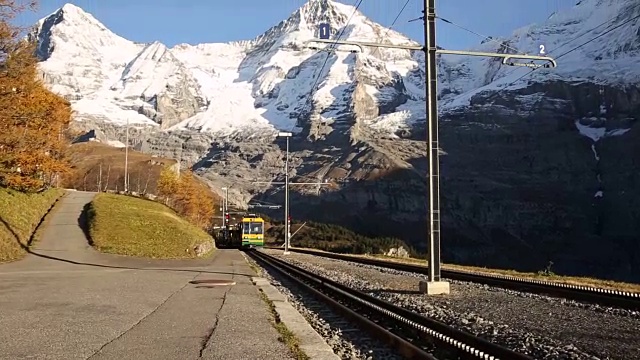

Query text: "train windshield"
[243, 222, 263, 234]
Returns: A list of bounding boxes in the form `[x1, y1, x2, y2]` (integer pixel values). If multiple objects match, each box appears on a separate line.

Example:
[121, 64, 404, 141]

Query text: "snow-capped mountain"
[30, 0, 640, 138]
[30, 0, 428, 137]
[443, 0, 640, 110]
[29, 0, 640, 280]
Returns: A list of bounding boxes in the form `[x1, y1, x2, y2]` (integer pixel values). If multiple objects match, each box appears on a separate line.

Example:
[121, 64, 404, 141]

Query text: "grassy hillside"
[265, 218, 416, 256]
[0, 187, 65, 262]
[87, 193, 215, 259]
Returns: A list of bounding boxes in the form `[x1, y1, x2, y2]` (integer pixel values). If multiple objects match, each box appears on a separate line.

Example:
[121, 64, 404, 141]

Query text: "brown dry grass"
[61, 142, 176, 194]
[61, 142, 221, 204]
[291, 246, 640, 293]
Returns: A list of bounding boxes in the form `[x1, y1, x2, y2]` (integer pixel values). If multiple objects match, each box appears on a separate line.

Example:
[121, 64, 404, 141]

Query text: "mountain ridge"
[25, 0, 640, 281]
[29, 0, 640, 138]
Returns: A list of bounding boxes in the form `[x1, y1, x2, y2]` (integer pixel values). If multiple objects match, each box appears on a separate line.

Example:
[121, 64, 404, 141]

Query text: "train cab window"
[242, 222, 263, 234]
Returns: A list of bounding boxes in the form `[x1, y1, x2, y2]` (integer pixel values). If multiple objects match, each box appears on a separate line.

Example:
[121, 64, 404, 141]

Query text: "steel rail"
[249, 249, 532, 360]
[272, 247, 640, 310]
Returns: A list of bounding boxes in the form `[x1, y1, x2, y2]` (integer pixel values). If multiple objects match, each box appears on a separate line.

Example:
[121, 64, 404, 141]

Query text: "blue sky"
[15, 0, 574, 49]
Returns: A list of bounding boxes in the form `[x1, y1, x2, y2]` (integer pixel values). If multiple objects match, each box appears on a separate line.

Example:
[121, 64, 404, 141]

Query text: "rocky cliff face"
[35, 0, 640, 282]
[438, 81, 639, 280]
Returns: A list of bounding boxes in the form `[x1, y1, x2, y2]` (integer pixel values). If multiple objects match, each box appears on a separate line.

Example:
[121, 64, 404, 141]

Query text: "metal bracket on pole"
[436, 49, 557, 68]
[305, 11, 558, 295]
[306, 38, 423, 51]
[305, 38, 557, 68]
[289, 222, 307, 240]
[303, 39, 364, 53]
[247, 204, 282, 209]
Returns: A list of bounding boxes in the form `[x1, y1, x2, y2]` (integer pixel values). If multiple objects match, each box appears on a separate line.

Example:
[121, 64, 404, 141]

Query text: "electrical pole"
[225, 187, 229, 219]
[277, 132, 293, 254]
[285, 136, 290, 254]
[221, 187, 229, 227]
[124, 118, 129, 193]
[258, 131, 331, 254]
[423, 0, 444, 290]
[254, 180, 330, 251]
[305, 1, 557, 296]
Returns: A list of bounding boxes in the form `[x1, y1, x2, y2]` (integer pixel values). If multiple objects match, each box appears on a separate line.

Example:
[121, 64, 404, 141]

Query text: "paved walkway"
[0, 191, 293, 360]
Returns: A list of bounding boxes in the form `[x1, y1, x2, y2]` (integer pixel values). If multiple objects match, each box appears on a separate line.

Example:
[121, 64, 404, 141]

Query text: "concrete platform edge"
[251, 276, 340, 360]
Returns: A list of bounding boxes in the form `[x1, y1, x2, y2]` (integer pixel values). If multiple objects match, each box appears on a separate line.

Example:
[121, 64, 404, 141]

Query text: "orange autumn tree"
[156, 165, 214, 230]
[0, 0, 72, 192]
[173, 170, 214, 229]
[156, 165, 179, 205]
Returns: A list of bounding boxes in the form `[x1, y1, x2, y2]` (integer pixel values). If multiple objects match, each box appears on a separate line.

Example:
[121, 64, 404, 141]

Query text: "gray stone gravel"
[264, 249, 640, 360]
[243, 253, 404, 360]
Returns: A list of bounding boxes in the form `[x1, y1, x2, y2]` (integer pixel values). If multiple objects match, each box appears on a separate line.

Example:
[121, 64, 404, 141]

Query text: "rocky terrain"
[261, 249, 640, 360]
[29, 0, 640, 281]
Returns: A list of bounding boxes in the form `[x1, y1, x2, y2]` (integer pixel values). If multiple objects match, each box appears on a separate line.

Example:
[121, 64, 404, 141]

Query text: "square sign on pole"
[318, 23, 330, 40]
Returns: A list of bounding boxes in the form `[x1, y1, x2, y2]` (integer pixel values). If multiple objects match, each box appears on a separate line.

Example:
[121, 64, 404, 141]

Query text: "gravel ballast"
[263, 249, 640, 360]
[243, 252, 404, 360]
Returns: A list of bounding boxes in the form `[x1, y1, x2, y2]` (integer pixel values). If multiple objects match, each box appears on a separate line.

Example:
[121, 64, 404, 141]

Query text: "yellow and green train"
[214, 214, 264, 249]
[240, 215, 264, 248]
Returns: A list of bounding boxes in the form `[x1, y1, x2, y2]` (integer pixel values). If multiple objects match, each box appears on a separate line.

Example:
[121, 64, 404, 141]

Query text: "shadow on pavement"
[78, 202, 95, 246]
[0, 215, 28, 252]
[24, 249, 253, 277]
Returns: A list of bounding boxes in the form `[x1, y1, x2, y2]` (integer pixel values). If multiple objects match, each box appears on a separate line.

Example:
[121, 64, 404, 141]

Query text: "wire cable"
[381, 0, 411, 39]
[306, 0, 364, 105]
[482, 7, 640, 104]
[439, 2, 640, 106]
[436, 16, 521, 55]
[373, 0, 412, 57]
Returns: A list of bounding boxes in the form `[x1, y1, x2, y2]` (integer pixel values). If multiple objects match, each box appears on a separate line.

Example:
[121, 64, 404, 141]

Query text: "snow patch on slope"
[575, 119, 631, 142]
[441, 0, 640, 111]
[111, 42, 180, 100]
[73, 97, 158, 126]
[33, 3, 142, 97]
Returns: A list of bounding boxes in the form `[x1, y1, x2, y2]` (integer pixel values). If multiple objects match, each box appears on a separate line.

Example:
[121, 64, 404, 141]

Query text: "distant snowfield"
[31, 0, 640, 139]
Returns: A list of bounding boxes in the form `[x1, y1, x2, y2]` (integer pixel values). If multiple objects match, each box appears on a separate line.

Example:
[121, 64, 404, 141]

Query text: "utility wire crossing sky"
[18, 0, 574, 49]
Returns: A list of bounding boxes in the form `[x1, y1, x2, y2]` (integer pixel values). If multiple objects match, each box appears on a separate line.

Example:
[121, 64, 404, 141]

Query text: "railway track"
[273, 247, 640, 310]
[248, 249, 533, 360]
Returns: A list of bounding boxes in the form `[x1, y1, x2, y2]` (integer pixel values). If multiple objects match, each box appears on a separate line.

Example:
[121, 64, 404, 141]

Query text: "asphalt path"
[0, 191, 292, 360]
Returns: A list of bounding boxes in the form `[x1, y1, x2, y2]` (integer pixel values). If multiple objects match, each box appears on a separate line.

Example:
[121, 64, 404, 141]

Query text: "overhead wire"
[431, 1, 640, 108]
[303, 0, 364, 118]
[373, 0, 412, 58]
[435, 16, 521, 55]
[481, 5, 640, 104]
[381, 0, 411, 38]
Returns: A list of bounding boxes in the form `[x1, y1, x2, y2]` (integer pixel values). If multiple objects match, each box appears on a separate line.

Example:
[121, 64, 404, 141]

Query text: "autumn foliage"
[157, 166, 215, 230]
[0, 1, 72, 192]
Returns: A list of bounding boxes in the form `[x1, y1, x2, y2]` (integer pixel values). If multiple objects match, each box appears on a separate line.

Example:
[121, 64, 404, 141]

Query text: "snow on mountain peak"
[59, 3, 93, 20]
[298, 0, 354, 29]
[30, 0, 640, 139]
[31, 2, 142, 98]
[32, 2, 136, 60]
[248, 0, 354, 55]
[441, 0, 640, 111]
